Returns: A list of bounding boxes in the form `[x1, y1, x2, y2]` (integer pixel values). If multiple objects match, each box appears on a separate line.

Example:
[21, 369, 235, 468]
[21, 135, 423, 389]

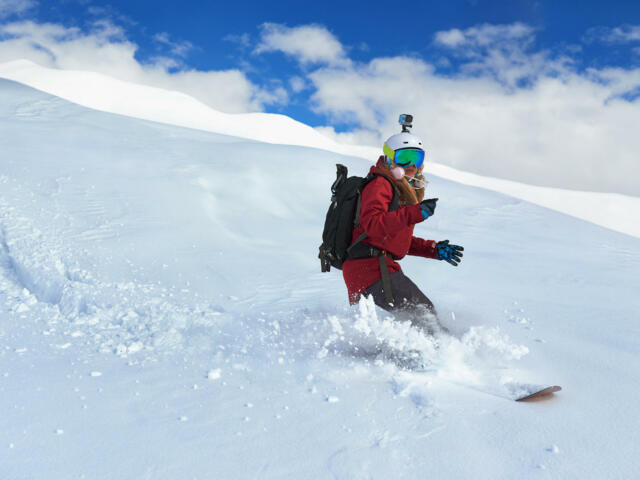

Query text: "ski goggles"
[383, 145, 425, 168]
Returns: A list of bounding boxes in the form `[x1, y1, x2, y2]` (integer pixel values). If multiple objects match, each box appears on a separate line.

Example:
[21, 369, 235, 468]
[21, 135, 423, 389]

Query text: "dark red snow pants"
[362, 271, 445, 335]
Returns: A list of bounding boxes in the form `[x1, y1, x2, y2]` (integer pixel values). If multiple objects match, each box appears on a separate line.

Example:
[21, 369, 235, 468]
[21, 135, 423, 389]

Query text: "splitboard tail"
[515, 385, 562, 402]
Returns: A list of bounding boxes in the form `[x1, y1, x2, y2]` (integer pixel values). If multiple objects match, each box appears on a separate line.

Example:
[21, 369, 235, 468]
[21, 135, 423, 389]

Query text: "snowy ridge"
[0, 59, 377, 158]
[2, 77, 640, 478]
[2, 59, 639, 239]
[426, 163, 640, 239]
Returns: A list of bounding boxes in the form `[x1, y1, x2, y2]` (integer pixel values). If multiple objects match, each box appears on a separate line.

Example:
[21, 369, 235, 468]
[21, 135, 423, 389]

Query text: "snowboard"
[515, 385, 562, 402]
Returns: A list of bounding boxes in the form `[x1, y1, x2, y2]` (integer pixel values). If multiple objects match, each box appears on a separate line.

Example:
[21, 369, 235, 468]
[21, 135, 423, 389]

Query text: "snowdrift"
[1, 78, 639, 479]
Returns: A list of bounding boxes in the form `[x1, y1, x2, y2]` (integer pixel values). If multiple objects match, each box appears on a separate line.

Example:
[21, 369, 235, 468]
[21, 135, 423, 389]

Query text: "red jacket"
[342, 163, 439, 303]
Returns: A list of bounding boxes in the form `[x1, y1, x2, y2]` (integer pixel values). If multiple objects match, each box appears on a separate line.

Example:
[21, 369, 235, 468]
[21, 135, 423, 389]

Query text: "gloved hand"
[420, 198, 438, 220]
[437, 240, 464, 266]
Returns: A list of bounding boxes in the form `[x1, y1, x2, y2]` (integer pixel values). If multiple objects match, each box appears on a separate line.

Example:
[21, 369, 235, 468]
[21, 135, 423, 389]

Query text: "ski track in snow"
[0, 176, 533, 407]
[0, 185, 223, 360]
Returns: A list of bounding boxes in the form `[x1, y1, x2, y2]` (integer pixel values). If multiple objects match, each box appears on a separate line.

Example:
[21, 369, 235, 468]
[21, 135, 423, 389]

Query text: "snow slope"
[1, 59, 639, 239]
[1, 78, 640, 479]
[0, 59, 377, 158]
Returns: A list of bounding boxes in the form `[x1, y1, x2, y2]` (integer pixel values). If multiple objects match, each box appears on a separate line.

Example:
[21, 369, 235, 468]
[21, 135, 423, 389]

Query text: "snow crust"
[1, 79, 640, 479]
[1, 59, 638, 239]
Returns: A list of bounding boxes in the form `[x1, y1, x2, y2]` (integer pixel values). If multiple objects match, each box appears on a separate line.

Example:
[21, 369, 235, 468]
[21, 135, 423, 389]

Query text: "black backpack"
[318, 164, 399, 272]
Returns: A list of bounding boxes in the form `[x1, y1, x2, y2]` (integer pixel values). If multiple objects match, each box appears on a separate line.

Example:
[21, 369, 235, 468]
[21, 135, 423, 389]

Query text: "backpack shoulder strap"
[367, 174, 399, 210]
[354, 174, 399, 227]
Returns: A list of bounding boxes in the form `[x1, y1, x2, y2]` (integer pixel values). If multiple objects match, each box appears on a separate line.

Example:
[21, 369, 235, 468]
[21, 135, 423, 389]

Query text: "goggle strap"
[383, 143, 396, 160]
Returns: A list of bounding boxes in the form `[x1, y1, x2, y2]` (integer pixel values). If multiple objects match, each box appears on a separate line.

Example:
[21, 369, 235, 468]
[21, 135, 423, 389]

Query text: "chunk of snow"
[15, 303, 29, 313]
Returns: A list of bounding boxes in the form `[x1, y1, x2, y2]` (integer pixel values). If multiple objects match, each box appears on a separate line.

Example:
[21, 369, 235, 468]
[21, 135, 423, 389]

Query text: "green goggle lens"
[393, 148, 425, 168]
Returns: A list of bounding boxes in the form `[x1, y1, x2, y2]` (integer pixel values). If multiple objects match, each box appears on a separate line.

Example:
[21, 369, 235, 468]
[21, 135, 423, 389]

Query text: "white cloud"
[586, 25, 640, 44]
[289, 75, 305, 93]
[255, 23, 350, 67]
[253, 84, 288, 106]
[223, 32, 251, 48]
[432, 23, 572, 89]
[307, 42, 640, 196]
[434, 28, 466, 48]
[435, 23, 535, 49]
[0, 20, 285, 113]
[153, 32, 193, 58]
[313, 125, 381, 147]
[0, 0, 35, 18]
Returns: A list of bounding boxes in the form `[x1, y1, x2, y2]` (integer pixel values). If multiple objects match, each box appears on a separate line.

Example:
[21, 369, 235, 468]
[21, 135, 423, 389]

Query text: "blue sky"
[8, 0, 640, 126]
[39, 1, 639, 66]
[1, 0, 640, 195]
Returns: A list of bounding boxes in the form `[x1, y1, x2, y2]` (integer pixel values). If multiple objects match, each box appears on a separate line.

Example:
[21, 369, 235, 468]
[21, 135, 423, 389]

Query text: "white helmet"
[383, 132, 425, 163]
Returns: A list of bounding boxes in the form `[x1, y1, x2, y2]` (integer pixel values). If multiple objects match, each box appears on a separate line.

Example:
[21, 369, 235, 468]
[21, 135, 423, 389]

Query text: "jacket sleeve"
[359, 177, 424, 238]
[408, 237, 440, 259]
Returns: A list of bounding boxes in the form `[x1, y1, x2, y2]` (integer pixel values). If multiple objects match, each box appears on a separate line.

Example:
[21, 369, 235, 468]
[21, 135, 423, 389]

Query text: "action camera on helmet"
[398, 114, 413, 132]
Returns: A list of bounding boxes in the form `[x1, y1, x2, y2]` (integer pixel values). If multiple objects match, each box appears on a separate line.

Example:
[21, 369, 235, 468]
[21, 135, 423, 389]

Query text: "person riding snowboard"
[342, 115, 464, 333]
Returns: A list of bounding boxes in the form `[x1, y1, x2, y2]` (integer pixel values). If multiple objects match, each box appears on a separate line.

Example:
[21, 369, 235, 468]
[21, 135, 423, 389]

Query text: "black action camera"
[399, 114, 413, 132]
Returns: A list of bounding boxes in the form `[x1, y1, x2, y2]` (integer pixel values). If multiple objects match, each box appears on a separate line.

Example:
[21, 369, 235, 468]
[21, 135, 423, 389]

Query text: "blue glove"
[420, 198, 438, 220]
[437, 240, 464, 266]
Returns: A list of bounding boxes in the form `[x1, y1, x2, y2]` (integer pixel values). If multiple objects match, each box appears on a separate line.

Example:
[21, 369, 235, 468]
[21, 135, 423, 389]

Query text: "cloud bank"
[0, 19, 284, 113]
[258, 22, 640, 196]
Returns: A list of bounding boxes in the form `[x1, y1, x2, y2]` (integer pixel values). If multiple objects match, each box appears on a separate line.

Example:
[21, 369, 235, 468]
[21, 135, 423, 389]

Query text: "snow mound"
[0, 59, 376, 159]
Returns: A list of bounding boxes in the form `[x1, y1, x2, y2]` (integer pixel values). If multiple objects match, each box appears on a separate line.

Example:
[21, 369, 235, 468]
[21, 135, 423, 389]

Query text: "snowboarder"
[342, 115, 464, 333]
